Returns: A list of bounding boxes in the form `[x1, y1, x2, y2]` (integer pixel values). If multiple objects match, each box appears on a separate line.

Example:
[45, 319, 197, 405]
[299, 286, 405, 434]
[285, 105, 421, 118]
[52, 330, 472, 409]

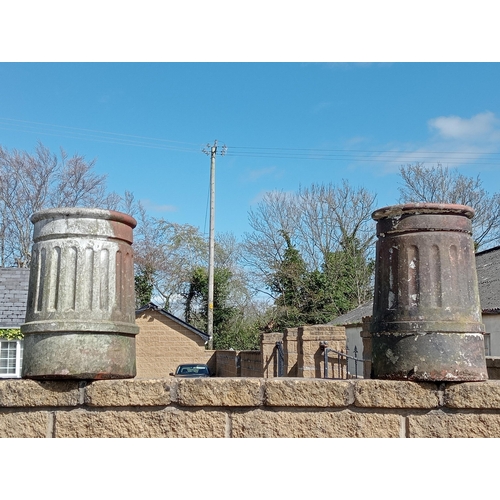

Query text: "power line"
[229, 145, 500, 155]
[0, 117, 200, 146]
[223, 151, 500, 165]
[2, 116, 500, 165]
[0, 117, 202, 153]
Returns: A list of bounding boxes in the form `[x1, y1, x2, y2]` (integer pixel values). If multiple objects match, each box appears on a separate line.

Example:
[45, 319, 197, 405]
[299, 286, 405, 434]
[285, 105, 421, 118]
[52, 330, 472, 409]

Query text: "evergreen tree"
[267, 232, 373, 331]
[134, 264, 154, 308]
[184, 267, 237, 348]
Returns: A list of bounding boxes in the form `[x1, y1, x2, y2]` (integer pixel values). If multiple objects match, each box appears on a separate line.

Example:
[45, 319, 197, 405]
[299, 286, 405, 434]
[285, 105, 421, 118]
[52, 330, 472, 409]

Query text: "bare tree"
[243, 180, 377, 304]
[243, 190, 298, 298]
[398, 163, 500, 249]
[132, 201, 258, 326]
[0, 142, 119, 267]
[296, 180, 376, 267]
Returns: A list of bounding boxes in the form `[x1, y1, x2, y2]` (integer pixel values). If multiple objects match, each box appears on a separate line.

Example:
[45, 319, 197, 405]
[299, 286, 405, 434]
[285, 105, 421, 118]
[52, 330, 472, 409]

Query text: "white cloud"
[244, 166, 284, 182]
[141, 199, 177, 213]
[312, 101, 332, 113]
[367, 112, 500, 175]
[428, 111, 500, 142]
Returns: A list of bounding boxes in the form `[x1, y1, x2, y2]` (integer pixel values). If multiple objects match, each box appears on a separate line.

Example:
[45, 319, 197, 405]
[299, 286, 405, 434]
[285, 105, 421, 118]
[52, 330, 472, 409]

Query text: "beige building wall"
[4, 378, 500, 438]
[135, 309, 213, 378]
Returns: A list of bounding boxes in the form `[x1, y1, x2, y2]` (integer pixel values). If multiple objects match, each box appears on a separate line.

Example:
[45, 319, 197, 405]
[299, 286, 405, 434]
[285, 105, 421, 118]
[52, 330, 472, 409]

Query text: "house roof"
[329, 301, 374, 327]
[135, 302, 209, 343]
[0, 268, 30, 329]
[475, 245, 500, 312]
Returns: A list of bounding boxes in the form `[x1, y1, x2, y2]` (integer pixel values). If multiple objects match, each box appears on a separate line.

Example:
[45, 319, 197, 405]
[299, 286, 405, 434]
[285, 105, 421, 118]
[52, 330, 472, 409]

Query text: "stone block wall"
[215, 350, 262, 377]
[215, 351, 239, 377]
[261, 332, 283, 378]
[3, 378, 500, 437]
[240, 351, 262, 377]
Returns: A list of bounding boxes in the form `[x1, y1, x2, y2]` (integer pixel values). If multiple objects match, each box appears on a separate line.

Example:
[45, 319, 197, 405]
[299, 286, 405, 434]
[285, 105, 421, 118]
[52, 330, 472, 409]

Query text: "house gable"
[475, 245, 500, 312]
[134, 303, 212, 378]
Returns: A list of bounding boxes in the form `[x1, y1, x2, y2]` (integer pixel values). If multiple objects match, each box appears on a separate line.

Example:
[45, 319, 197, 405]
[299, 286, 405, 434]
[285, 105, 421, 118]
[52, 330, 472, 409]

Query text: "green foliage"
[184, 267, 237, 345]
[211, 317, 261, 351]
[182, 266, 261, 350]
[267, 233, 373, 331]
[135, 264, 154, 308]
[269, 231, 308, 312]
[0, 328, 23, 340]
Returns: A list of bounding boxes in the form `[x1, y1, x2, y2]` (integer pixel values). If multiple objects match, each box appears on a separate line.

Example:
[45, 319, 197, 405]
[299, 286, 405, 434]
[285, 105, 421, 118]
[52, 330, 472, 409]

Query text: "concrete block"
[264, 378, 353, 407]
[231, 409, 401, 438]
[54, 408, 227, 438]
[174, 378, 262, 407]
[408, 412, 500, 438]
[354, 380, 440, 408]
[444, 381, 500, 409]
[0, 411, 50, 438]
[85, 379, 171, 407]
[0, 379, 80, 407]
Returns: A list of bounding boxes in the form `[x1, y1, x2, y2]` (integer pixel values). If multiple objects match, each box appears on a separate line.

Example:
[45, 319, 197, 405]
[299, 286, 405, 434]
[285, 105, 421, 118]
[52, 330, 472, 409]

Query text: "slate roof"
[329, 301, 374, 326]
[0, 268, 30, 329]
[135, 302, 209, 343]
[475, 245, 500, 312]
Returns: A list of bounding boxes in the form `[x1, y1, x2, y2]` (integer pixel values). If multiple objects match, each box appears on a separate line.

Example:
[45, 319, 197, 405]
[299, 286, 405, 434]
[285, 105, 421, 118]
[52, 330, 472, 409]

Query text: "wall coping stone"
[2, 378, 500, 410]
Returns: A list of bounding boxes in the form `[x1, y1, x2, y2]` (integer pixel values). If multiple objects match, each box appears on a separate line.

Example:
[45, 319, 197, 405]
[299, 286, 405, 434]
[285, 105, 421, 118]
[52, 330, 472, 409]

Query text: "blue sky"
[1, 62, 500, 241]
[3, 2, 498, 486]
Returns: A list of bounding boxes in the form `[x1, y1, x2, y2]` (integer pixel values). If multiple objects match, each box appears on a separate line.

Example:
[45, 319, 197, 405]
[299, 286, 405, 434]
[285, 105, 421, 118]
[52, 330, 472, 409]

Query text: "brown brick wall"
[3, 378, 500, 438]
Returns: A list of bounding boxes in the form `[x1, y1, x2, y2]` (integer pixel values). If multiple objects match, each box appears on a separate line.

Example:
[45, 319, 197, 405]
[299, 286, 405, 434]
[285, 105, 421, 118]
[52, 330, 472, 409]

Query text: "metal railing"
[319, 341, 368, 379]
[276, 341, 285, 377]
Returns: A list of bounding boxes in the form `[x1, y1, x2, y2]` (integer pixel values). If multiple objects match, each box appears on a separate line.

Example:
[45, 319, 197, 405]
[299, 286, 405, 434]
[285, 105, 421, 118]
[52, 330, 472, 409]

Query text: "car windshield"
[176, 365, 209, 375]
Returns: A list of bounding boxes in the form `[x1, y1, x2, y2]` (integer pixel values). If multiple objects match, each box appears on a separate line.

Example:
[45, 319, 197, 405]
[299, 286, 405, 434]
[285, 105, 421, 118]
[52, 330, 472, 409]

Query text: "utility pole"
[202, 140, 226, 350]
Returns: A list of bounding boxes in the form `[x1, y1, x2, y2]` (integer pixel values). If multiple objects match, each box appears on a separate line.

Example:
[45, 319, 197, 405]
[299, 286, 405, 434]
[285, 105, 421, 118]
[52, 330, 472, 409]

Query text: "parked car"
[170, 363, 213, 378]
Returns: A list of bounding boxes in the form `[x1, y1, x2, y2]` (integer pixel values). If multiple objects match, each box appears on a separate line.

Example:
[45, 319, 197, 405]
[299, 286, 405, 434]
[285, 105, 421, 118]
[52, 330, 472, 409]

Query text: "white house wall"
[482, 315, 500, 356]
[345, 325, 364, 375]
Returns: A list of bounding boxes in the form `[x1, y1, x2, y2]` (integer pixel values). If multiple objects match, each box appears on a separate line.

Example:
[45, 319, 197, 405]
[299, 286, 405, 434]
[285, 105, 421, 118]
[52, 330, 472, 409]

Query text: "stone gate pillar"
[260, 332, 283, 378]
[297, 324, 346, 378]
[284, 327, 299, 376]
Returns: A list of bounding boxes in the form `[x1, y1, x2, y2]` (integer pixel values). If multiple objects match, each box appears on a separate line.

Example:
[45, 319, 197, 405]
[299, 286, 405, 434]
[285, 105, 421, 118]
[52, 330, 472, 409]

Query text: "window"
[0, 339, 23, 378]
[484, 332, 491, 357]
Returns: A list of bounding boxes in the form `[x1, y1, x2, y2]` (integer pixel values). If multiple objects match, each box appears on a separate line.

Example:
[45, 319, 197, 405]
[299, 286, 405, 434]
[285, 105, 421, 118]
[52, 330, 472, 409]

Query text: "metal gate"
[319, 342, 367, 379]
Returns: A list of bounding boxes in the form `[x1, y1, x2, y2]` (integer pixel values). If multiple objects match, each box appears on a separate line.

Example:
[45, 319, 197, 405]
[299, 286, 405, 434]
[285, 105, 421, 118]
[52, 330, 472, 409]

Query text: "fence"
[320, 341, 368, 379]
